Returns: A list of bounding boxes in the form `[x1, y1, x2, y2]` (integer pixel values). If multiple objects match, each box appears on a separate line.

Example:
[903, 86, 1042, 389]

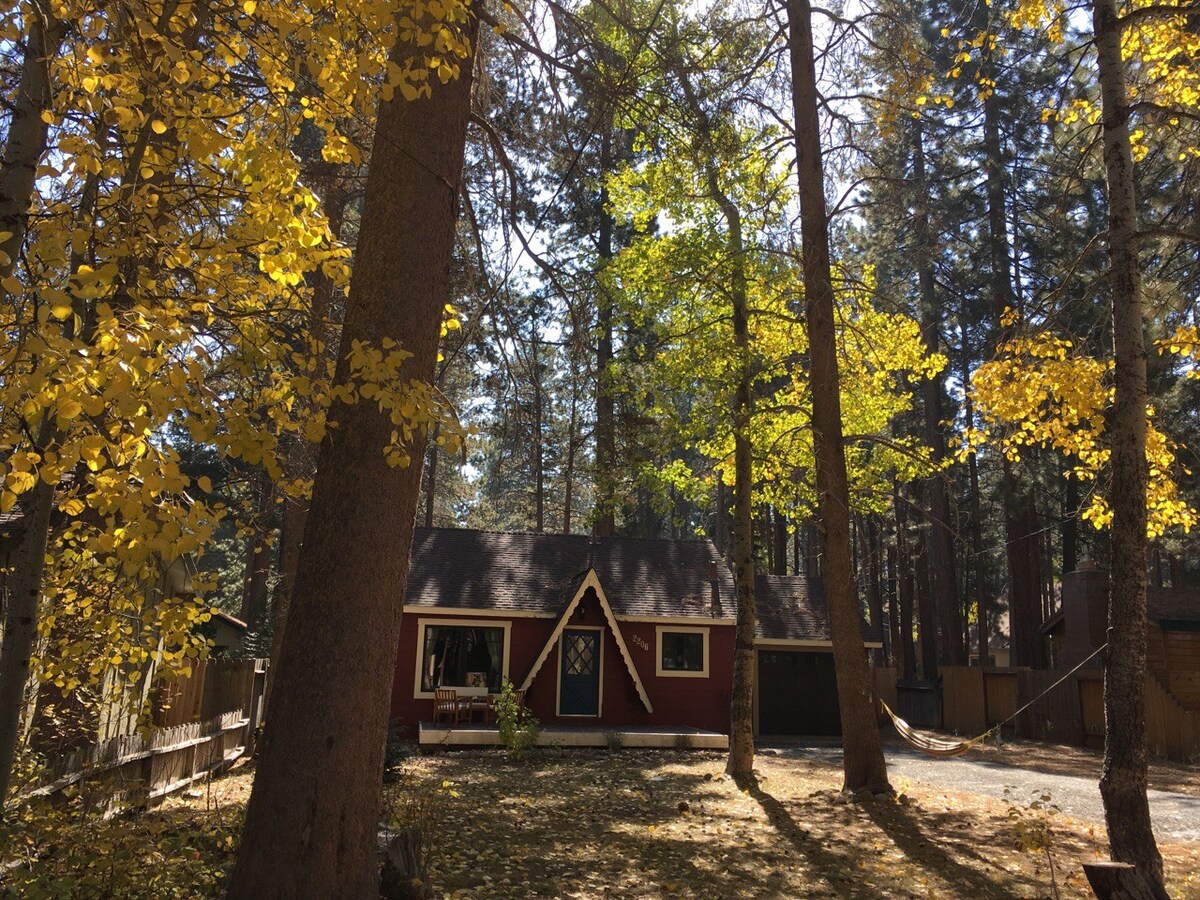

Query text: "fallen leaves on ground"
[387, 748, 1200, 899]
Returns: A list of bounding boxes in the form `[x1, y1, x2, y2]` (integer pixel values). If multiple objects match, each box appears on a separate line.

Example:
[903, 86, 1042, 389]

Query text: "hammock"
[880, 700, 985, 758]
[881, 642, 1108, 759]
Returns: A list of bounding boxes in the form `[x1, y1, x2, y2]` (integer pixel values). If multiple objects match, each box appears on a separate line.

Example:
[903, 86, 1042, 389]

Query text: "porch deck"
[418, 722, 729, 749]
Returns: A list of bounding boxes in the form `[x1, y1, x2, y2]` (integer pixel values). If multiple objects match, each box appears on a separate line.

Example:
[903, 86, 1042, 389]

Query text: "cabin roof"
[753, 574, 882, 644]
[405, 528, 879, 643]
[1147, 587, 1200, 624]
[405, 528, 731, 620]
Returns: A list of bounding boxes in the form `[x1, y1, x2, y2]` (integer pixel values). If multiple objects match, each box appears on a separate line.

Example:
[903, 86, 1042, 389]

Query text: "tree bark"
[268, 174, 346, 703]
[864, 517, 885, 659]
[912, 122, 964, 666]
[980, 27, 1042, 669]
[1092, 0, 1166, 893]
[886, 544, 899, 668]
[894, 489, 917, 680]
[594, 116, 617, 537]
[563, 369, 578, 533]
[963, 367, 988, 668]
[773, 507, 788, 576]
[239, 467, 276, 628]
[0, 9, 64, 306]
[0, 440, 54, 806]
[915, 526, 939, 679]
[228, 11, 479, 896]
[424, 427, 438, 529]
[788, 0, 889, 793]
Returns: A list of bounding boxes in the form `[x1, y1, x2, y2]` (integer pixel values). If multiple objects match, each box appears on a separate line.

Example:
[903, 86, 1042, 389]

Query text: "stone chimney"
[1058, 561, 1108, 669]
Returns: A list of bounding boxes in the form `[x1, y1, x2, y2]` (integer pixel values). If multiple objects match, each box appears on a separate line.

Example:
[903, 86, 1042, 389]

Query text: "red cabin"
[390, 528, 881, 745]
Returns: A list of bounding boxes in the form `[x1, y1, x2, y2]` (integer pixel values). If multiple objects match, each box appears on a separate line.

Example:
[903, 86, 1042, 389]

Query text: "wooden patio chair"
[433, 689, 466, 726]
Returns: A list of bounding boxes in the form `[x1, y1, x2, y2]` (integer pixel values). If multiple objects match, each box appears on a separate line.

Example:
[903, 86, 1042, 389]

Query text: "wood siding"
[391, 591, 734, 734]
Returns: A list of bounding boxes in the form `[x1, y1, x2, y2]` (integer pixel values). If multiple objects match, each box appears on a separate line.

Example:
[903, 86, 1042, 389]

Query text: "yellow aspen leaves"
[0, 0, 474, 710]
[968, 330, 1196, 538]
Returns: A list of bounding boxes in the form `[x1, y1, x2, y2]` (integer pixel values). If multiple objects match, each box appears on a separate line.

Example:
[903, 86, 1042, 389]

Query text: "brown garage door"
[758, 650, 841, 736]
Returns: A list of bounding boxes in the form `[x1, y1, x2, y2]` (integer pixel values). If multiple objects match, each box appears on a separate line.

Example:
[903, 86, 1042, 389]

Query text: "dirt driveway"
[765, 739, 1200, 842]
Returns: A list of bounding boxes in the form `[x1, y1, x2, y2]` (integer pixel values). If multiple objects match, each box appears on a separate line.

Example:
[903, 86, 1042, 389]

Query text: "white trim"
[518, 570, 654, 714]
[655, 625, 710, 678]
[555, 625, 604, 718]
[754, 638, 884, 650]
[412, 617, 512, 700]
[618, 615, 736, 626]
[406, 606, 733, 626]
[403, 605, 554, 619]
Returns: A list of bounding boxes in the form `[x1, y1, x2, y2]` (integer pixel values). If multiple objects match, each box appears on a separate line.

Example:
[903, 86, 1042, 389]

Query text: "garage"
[757, 649, 841, 736]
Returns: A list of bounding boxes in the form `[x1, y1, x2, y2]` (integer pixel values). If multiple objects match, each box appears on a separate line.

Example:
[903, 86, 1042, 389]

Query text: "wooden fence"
[939, 665, 1199, 763]
[27, 658, 268, 808]
[872, 667, 899, 725]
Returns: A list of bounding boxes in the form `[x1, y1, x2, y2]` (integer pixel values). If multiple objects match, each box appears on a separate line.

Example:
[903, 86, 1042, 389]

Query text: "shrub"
[493, 680, 539, 754]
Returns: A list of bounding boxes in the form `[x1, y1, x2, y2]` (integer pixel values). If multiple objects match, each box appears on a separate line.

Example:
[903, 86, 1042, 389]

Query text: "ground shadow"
[737, 771, 1031, 900]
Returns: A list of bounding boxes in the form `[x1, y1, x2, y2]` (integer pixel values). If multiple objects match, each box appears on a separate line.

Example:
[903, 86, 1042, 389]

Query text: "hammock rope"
[881, 642, 1109, 758]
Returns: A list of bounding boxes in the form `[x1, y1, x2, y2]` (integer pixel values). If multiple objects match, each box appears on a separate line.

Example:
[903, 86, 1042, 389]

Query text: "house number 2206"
[631, 635, 650, 651]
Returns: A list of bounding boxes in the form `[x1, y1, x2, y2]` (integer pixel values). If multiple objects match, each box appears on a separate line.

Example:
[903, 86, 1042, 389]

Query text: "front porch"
[417, 721, 729, 749]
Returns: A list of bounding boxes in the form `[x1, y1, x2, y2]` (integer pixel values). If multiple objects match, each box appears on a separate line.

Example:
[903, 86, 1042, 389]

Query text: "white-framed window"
[655, 625, 709, 678]
[413, 618, 511, 698]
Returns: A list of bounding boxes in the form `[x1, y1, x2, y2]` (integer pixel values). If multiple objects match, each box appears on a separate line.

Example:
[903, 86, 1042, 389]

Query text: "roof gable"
[518, 570, 653, 713]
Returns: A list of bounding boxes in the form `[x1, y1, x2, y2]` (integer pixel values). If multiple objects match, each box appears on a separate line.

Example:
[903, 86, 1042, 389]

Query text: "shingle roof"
[405, 528, 732, 620]
[1147, 587, 1200, 624]
[405, 528, 877, 643]
[753, 574, 882, 644]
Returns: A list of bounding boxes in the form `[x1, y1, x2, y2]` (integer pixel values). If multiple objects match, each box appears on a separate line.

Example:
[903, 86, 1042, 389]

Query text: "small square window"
[656, 627, 708, 677]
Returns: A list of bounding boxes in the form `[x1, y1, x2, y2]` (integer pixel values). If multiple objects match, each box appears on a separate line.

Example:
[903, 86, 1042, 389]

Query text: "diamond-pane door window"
[565, 634, 596, 675]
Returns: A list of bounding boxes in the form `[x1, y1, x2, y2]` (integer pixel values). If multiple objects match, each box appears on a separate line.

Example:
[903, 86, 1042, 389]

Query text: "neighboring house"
[1043, 562, 1200, 712]
[390, 528, 882, 737]
[201, 610, 249, 657]
[968, 611, 1012, 668]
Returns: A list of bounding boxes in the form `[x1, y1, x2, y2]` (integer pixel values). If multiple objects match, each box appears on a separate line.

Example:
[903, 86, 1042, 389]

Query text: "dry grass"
[389, 748, 1200, 900]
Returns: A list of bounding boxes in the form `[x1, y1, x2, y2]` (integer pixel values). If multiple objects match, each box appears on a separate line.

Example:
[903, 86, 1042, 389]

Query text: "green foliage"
[1003, 787, 1062, 900]
[493, 680, 539, 755]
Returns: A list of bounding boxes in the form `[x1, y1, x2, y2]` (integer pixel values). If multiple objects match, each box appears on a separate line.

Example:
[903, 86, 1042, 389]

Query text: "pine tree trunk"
[894, 487, 918, 680]
[1092, 0, 1166, 892]
[964, 384, 988, 668]
[912, 122, 964, 666]
[915, 529, 939, 679]
[788, 0, 889, 793]
[594, 118, 616, 537]
[563, 372, 578, 534]
[269, 174, 345, 700]
[886, 545, 900, 668]
[865, 518, 885, 658]
[981, 31, 1042, 669]
[773, 508, 788, 576]
[227, 12, 478, 896]
[239, 468, 276, 628]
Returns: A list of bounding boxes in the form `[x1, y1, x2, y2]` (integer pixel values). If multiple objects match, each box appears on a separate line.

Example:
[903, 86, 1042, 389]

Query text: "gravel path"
[766, 741, 1200, 842]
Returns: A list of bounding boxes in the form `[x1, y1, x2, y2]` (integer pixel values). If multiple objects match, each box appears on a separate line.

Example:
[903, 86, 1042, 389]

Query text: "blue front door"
[559, 629, 600, 716]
